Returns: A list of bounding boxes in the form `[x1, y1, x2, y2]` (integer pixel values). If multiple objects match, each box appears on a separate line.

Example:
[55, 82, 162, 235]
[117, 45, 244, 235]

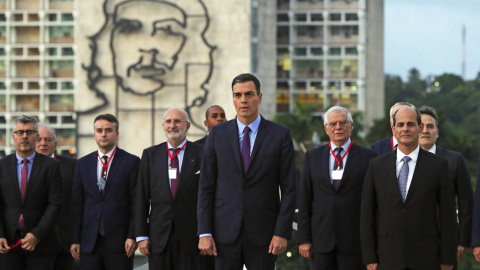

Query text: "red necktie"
[19, 159, 28, 228]
[333, 147, 343, 190]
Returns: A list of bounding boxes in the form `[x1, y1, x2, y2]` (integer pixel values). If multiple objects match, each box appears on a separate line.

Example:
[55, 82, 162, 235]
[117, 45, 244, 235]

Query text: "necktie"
[241, 126, 251, 173]
[333, 147, 343, 190]
[101, 155, 108, 180]
[19, 159, 28, 228]
[398, 156, 411, 201]
[98, 155, 108, 191]
[170, 148, 180, 197]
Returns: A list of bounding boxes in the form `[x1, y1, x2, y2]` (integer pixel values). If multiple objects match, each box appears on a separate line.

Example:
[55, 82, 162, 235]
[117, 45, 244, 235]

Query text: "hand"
[268, 235, 287, 255]
[366, 263, 378, 270]
[298, 243, 312, 260]
[21, 233, 39, 251]
[440, 264, 453, 270]
[474, 247, 480, 263]
[138, 240, 150, 256]
[70, 244, 80, 260]
[457, 245, 467, 261]
[198, 236, 217, 256]
[0, 238, 9, 254]
[125, 238, 137, 258]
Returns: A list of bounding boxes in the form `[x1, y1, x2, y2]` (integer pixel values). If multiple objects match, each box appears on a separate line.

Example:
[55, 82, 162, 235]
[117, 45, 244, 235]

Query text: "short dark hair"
[14, 115, 38, 131]
[231, 73, 261, 95]
[419, 106, 439, 127]
[94, 114, 119, 131]
[392, 107, 421, 126]
[205, 105, 224, 120]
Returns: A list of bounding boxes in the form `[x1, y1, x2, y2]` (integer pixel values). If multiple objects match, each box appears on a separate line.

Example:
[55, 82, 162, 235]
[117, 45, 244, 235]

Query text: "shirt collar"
[16, 152, 35, 165]
[330, 138, 352, 152]
[427, 144, 436, 154]
[396, 145, 420, 163]
[392, 136, 398, 148]
[97, 146, 117, 159]
[237, 114, 261, 135]
[167, 139, 187, 150]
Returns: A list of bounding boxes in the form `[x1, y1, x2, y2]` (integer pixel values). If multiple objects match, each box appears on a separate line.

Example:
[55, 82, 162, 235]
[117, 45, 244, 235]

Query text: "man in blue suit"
[370, 102, 414, 156]
[197, 73, 296, 270]
[70, 114, 140, 270]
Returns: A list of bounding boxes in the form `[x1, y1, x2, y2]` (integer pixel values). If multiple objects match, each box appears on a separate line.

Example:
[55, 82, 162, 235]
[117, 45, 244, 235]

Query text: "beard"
[165, 125, 188, 142]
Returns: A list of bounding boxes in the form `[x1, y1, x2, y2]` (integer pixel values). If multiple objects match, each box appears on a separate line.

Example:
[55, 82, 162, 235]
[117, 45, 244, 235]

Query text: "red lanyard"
[166, 142, 187, 167]
[329, 141, 353, 169]
[391, 137, 395, 151]
[8, 240, 22, 250]
[98, 146, 117, 179]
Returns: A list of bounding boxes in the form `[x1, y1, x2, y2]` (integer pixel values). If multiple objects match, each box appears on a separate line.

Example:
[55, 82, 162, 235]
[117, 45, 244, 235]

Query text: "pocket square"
[195, 170, 200, 174]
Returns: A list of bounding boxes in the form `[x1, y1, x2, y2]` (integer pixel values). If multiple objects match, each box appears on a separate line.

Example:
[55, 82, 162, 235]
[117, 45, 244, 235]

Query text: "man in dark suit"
[418, 106, 473, 267]
[70, 114, 139, 270]
[370, 102, 413, 156]
[197, 73, 296, 270]
[195, 105, 227, 145]
[135, 108, 213, 269]
[298, 106, 376, 269]
[0, 115, 62, 270]
[472, 159, 480, 263]
[36, 124, 77, 270]
[361, 107, 457, 270]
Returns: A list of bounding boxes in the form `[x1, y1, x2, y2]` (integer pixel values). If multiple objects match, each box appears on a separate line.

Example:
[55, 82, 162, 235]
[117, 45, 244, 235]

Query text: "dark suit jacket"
[71, 148, 139, 253]
[55, 155, 77, 252]
[0, 152, 62, 255]
[135, 141, 203, 255]
[469, 154, 480, 247]
[436, 147, 473, 247]
[361, 148, 457, 269]
[370, 137, 394, 156]
[298, 143, 376, 254]
[197, 117, 296, 246]
[194, 135, 207, 146]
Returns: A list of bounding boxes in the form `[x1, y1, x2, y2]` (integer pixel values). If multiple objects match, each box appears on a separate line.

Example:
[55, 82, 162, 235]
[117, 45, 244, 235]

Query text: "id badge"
[169, 168, 177, 179]
[332, 169, 343, 180]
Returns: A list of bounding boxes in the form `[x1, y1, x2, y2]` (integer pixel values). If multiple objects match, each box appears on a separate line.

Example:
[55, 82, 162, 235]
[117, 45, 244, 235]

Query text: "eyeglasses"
[13, 130, 37, 136]
[327, 120, 349, 128]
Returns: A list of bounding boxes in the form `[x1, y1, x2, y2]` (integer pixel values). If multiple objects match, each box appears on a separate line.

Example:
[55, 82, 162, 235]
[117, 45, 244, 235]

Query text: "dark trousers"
[214, 230, 276, 270]
[148, 224, 213, 270]
[0, 231, 55, 270]
[313, 247, 365, 270]
[79, 235, 133, 270]
[53, 249, 74, 270]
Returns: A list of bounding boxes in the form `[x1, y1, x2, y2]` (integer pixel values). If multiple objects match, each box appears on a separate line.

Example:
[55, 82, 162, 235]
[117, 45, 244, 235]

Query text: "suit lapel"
[7, 155, 22, 203]
[318, 145, 335, 191]
[23, 153, 44, 204]
[87, 151, 102, 198]
[228, 120, 244, 173]
[405, 149, 428, 202]
[249, 117, 267, 166]
[338, 144, 359, 188]
[176, 142, 196, 197]
[103, 148, 122, 197]
[385, 150, 404, 202]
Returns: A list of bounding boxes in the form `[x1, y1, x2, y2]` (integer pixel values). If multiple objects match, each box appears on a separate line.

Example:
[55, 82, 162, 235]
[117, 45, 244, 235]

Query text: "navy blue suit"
[469, 154, 480, 247]
[71, 148, 139, 269]
[370, 137, 394, 156]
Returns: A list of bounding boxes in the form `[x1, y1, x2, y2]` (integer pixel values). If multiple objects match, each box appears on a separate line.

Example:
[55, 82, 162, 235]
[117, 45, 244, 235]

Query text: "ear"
[186, 122, 191, 130]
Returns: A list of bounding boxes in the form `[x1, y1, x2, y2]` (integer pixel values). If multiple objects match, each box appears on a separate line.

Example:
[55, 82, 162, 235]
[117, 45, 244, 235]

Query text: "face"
[324, 110, 353, 146]
[12, 122, 38, 156]
[36, 127, 57, 156]
[233, 81, 262, 124]
[112, 1, 187, 94]
[392, 107, 422, 149]
[94, 119, 119, 153]
[204, 107, 226, 132]
[419, 114, 439, 150]
[163, 109, 190, 142]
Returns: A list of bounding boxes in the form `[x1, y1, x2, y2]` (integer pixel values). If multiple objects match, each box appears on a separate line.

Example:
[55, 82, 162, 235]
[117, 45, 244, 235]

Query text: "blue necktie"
[398, 156, 411, 201]
[241, 126, 251, 173]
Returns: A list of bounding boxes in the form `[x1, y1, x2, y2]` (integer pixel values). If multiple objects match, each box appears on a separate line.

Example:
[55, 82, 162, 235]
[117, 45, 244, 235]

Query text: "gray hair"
[323, 106, 353, 126]
[13, 115, 38, 131]
[163, 108, 191, 123]
[389, 102, 414, 121]
[38, 123, 57, 142]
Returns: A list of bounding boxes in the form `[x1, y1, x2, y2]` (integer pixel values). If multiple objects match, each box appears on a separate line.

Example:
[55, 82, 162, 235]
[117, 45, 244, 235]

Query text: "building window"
[345, 47, 358, 55]
[294, 13, 307, 22]
[346, 13, 358, 21]
[295, 47, 307, 56]
[329, 13, 341, 21]
[277, 13, 289, 22]
[277, 47, 290, 57]
[328, 47, 341, 56]
[310, 47, 323, 56]
[311, 13, 323, 22]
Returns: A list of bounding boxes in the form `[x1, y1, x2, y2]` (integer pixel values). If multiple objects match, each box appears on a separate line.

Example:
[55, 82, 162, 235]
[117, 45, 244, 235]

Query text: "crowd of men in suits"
[1, 73, 480, 270]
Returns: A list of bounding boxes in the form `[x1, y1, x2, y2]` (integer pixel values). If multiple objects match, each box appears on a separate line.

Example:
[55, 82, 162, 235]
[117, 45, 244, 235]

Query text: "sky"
[385, 0, 480, 80]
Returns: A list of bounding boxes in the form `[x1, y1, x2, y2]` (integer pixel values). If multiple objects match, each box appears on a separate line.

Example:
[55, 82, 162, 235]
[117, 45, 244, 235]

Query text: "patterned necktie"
[170, 148, 180, 197]
[19, 159, 28, 228]
[398, 156, 411, 201]
[333, 147, 343, 190]
[101, 155, 108, 180]
[241, 126, 251, 173]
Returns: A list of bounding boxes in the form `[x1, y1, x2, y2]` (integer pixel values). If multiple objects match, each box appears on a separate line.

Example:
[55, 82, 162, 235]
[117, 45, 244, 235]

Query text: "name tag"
[169, 168, 177, 179]
[332, 169, 343, 180]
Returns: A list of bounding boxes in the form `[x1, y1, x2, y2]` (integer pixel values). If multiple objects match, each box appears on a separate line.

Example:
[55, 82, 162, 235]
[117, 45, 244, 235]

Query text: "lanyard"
[391, 137, 395, 151]
[8, 240, 22, 250]
[98, 146, 117, 179]
[166, 142, 187, 167]
[329, 140, 353, 170]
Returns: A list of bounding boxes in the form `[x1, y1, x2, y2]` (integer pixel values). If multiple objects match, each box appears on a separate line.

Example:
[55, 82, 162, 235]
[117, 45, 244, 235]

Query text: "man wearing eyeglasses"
[0, 115, 62, 269]
[36, 124, 77, 270]
[297, 106, 376, 270]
